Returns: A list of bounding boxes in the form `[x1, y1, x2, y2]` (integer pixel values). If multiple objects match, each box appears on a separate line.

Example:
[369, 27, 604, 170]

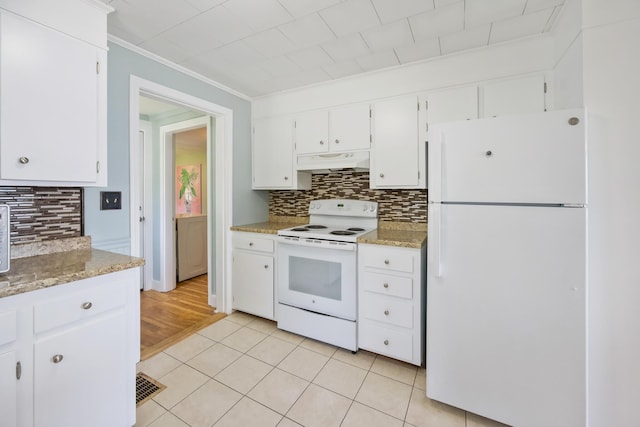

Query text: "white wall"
[581, 2, 640, 425]
[253, 36, 554, 118]
[552, 0, 584, 109]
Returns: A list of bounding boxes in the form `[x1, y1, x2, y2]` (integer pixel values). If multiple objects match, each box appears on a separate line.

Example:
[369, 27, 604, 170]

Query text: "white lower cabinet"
[358, 244, 426, 366]
[232, 232, 276, 320]
[34, 311, 127, 427]
[0, 350, 17, 426]
[0, 308, 18, 427]
[0, 268, 139, 427]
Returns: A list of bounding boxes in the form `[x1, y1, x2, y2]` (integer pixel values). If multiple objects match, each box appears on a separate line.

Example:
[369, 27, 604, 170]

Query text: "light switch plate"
[100, 191, 122, 210]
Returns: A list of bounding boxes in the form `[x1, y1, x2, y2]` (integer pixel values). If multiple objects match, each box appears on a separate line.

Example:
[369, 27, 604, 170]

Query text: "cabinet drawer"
[0, 310, 17, 346]
[361, 272, 413, 299]
[34, 280, 126, 333]
[360, 246, 414, 273]
[359, 321, 413, 362]
[360, 293, 413, 328]
[232, 234, 274, 253]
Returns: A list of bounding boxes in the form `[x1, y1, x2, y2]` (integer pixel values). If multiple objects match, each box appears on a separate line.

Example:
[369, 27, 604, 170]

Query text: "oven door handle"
[277, 236, 356, 251]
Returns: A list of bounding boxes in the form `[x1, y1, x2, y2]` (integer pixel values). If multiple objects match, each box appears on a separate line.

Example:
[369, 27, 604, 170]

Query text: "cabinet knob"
[485, 150, 493, 157]
[249, 242, 254, 246]
[383, 340, 389, 346]
[19, 156, 29, 164]
[379, 173, 384, 178]
[384, 259, 390, 265]
[81, 302, 93, 310]
[319, 140, 325, 145]
[284, 176, 289, 181]
[384, 310, 389, 316]
[335, 139, 340, 144]
[52, 354, 64, 364]
[383, 283, 389, 289]
[264, 264, 269, 269]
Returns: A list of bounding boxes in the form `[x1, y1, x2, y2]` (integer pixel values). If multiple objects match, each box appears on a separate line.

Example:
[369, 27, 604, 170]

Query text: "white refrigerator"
[426, 109, 586, 427]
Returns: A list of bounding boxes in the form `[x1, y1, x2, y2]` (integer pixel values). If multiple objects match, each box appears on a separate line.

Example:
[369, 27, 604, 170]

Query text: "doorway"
[159, 115, 211, 293]
[128, 76, 233, 315]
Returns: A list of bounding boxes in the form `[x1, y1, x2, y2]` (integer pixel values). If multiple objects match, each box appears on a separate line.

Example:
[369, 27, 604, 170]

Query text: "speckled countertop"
[230, 215, 309, 234]
[358, 222, 427, 249]
[0, 237, 144, 299]
[231, 216, 427, 249]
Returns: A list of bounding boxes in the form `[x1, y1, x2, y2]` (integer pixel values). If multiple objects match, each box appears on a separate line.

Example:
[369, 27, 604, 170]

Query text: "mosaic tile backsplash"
[0, 187, 83, 245]
[269, 172, 427, 223]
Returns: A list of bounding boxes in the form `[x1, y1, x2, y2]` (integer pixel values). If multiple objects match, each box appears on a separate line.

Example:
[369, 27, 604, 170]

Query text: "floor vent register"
[136, 372, 166, 407]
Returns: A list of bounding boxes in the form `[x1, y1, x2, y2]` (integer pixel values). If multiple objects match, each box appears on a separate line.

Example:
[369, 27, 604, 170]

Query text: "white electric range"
[276, 199, 378, 351]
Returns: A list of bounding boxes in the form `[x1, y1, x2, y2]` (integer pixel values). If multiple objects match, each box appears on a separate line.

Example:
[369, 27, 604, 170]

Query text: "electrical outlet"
[100, 191, 122, 210]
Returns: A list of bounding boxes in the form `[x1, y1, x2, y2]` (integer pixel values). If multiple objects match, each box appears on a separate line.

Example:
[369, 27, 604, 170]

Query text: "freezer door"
[427, 204, 586, 427]
[428, 108, 585, 204]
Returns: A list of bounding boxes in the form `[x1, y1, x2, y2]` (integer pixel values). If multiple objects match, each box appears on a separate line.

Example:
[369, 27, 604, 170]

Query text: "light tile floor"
[136, 311, 508, 427]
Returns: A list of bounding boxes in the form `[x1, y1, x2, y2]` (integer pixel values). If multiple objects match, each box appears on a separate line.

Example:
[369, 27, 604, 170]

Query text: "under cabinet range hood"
[296, 151, 370, 173]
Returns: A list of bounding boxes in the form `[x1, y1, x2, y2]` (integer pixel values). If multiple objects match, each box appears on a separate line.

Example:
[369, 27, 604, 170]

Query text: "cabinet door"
[329, 103, 370, 152]
[252, 117, 295, 189]
[0, 12, 99, 182]
[295, 111, 328, 154]
[34, 310, 127, 427]
[0, 351, 17, 427]
[232, 251, 274, 319]
[425, 85, 478, 125]
[482, 74, 545, 118]
[371, 96, 420, 188]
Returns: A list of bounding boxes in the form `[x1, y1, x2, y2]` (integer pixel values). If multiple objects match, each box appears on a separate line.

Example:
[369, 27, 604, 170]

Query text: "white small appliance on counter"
[0, 205, 9, 273]
[276, 199, 378, 351]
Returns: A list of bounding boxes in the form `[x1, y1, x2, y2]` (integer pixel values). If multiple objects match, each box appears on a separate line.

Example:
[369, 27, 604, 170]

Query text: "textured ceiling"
[102, 0, 566, 97]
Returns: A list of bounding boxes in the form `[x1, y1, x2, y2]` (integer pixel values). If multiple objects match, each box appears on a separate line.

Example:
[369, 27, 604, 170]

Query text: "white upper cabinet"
[328, 103, 371, 152]
[252, 116, 311, 190]
[424, 85, 479, 125]
[481, 74, 546, 118]
[371, 95, 424, 189]
[295, 103, 370, 155]
[294, 111, 328, 155]
[0, 2, 109, 186]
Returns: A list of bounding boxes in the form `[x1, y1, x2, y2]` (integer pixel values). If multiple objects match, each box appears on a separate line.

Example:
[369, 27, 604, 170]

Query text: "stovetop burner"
[305, 225, 327, 229]
[291, 228, 310, 232]
[330, 230, 356, 236]
[347, 227, 365, 232]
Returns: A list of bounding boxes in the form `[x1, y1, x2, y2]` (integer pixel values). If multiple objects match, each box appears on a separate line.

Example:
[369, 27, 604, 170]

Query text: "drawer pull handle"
[384, 310, 389, 316]
[383, 283, 389, 289]
[383, 340, 389, 346]
[82, 302, 93, 310]
[384, 259, 390, 265]
[52, 354, 64, 364]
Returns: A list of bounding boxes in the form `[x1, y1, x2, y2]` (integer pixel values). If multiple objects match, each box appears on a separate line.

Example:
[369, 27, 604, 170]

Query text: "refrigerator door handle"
[439, 133, 445, 200]
[430, 204, 442, 278]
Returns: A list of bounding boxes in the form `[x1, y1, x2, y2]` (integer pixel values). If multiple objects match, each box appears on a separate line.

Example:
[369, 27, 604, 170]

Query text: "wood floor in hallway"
[140, 274, 226, 360]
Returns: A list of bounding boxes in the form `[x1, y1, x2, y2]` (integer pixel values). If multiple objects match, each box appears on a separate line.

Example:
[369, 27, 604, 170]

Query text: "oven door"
[277, 238, 357, 321]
